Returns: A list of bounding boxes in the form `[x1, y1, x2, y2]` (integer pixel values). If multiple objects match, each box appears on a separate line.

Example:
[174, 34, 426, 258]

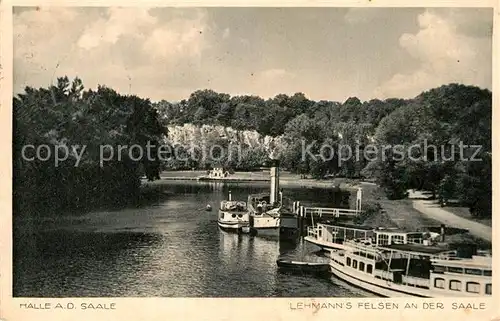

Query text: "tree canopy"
[155, 84, 491, 218]
[14, 79, 491, 218]
[14, 77, 166, 215]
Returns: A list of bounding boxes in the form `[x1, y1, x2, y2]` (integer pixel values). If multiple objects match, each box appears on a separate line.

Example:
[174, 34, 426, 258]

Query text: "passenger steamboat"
[305, 222, 374, 252]
[329, 229, 492, 297]
[243, 159, 298, 239]
[217, 190, 249, 232]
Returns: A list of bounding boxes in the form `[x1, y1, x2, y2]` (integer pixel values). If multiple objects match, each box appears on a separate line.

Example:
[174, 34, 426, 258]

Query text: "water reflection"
[14, 181, 373, 297]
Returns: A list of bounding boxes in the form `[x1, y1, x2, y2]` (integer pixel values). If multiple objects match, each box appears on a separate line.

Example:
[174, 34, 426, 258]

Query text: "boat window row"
[433, 265, 492, 276]
[376, 233, 407, 245]
[376, 232, 426, 245]
[352, 251, 375, 260]
[407, 234, 424, 244]
[332, 258, 344, 266]
[377, 234, 389, 245]
[346, 257, 373, 274]
[391, 235, 405, 244]
[219, 213, 245, 219]
[434, 278, 492, 294]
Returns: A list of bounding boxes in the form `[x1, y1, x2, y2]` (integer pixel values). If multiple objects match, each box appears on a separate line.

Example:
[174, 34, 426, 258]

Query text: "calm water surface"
[14, 181, 374, 297]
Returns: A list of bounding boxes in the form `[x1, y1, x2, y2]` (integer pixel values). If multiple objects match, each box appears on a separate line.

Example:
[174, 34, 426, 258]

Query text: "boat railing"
[220, 200, 247, 210]
[302, 207, 360, 218]
[429, 251, 459, 260]
[307, 226, 319, 238]
[374, 269, 394, 281]
[307, 225, 339, 241]
[401, 275, 430, 288]
[254, 207, 281, 218]
[318, 223, 373, 235]
[344, 239, 378, 250]
[476, 250, 492, 257]
[407, 237, 425, 244]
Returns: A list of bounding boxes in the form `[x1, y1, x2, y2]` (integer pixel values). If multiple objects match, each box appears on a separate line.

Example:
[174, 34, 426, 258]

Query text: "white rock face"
[165, 124, 287, 156]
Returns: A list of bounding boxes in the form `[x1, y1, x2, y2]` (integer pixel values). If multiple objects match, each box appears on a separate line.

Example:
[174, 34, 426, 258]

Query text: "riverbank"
[406, 190, 492, 242]
[352, 185, 492, 247]
[141, 171, 491, 246]
[143, 170, 370, 189]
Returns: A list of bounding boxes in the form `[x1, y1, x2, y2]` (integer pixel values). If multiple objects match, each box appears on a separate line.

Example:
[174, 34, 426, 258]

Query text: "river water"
[13, 181, 373, 297]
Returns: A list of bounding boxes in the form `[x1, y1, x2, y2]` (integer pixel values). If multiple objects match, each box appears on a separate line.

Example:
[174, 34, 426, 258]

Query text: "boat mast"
[405, 252, 411, 277]
[387, 250, 393, 272]
[269, 159, 280, 206]
[356, 187, 362, 214]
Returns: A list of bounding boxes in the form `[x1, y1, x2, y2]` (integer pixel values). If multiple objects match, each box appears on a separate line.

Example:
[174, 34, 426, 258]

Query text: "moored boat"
[244, 160, 298, 239]
[276, 258, 330, 274]
[199, 167, 231, 181]
[305, 223, 374, 252]
[329, 229, 492, 297]
[217, 191, 250, 232]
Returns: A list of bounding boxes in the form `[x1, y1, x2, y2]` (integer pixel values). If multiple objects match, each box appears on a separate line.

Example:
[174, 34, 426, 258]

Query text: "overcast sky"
[13, 7, 492, 102]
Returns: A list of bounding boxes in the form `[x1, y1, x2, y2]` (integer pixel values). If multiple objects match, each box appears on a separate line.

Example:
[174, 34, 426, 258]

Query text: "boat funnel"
[270, 159, 280, 205]
[356, 188, 362, 213]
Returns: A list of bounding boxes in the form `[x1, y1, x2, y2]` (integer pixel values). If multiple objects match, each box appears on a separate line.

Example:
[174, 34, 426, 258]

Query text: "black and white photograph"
[6, 4, 494, 305]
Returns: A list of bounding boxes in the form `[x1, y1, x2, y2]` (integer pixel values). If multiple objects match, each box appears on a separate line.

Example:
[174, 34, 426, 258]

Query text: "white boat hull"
[329, 261, 430, 297]
[218, 207, 249, 232]
[217, 220, 249, 230]
[304, 236, 345, 252]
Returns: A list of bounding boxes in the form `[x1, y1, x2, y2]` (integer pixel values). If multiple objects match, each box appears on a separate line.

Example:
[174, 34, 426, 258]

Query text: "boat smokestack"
[356, 187, 362, 213]
[270, 159, 280, 205]
[440, 224, 446, 242]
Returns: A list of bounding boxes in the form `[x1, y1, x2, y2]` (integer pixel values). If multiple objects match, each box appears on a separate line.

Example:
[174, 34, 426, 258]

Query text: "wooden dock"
[292, 201, 361, 219]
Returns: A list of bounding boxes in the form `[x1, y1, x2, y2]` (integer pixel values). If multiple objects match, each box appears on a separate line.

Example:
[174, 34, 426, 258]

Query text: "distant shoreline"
[140, 171, 491, 245]
[141, 170, 370, 189]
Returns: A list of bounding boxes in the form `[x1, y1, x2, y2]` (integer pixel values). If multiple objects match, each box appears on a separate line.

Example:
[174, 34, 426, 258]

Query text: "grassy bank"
[433, 203, 492, 227]
[358, 185, 491, 248]
[147, 170, 369, 189]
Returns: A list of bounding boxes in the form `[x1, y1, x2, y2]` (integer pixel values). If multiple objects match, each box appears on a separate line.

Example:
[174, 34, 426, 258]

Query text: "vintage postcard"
[0, 1, 498, 321]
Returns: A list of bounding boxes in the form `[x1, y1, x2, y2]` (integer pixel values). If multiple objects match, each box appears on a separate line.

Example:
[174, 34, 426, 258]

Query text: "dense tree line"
[156, 84, 491, 218]
[154, 90, 406, 137]
[14, 77, 166, 216]
[155, 90, 408, 175]
[14, 79, 491, 218]
[363, 84, 491, 217]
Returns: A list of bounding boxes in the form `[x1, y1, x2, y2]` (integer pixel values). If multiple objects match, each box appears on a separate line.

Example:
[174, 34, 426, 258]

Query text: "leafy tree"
[363, 84, 491, 218]
[149, 83, 490, 219]
[14, 77, 166, 216]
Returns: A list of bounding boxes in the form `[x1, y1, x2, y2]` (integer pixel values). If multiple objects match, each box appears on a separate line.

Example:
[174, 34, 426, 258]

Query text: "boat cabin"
[217, 200, 250, 230]
[208, 167, 229, 179]
[330, 238, 492, 297]
[374, 229, 436, 246]
[219, 200, 247, 212]
[247, 194, 274, 214]
[430, 256, 492, 296]
[308, 223, 374, 245]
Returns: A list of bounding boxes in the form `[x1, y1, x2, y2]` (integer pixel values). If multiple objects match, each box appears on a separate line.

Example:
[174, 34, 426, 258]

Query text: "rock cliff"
[165, 124, 288, 157]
